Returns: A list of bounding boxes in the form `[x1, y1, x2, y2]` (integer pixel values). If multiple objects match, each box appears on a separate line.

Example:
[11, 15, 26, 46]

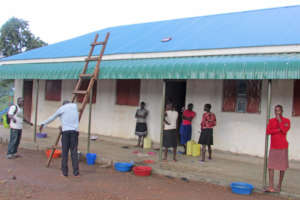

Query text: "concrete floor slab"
[0, 124, 299, 199]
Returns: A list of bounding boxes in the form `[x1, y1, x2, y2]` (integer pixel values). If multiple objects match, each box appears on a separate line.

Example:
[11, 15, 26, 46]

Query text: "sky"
[1, 0, 300, 45]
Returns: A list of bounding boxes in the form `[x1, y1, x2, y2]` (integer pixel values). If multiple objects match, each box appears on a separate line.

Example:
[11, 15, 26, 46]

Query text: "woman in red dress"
[265, 105, 290, 193]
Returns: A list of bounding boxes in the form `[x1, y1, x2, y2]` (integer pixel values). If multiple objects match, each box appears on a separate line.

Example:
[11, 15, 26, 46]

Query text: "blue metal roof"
[2, 5, 300, 61]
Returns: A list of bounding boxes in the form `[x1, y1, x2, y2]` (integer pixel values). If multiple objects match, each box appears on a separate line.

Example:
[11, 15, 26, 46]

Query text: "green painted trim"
[1, 53, 300, 80]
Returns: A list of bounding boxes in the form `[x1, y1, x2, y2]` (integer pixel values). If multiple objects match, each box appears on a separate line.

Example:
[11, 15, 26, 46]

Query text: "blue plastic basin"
[114, 162, 133, 172]
[230, 182, 254, 195]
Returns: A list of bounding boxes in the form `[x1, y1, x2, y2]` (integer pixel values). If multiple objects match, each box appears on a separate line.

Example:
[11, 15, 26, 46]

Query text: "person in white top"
[163, 103, 179, 161]
[40, 100, 80, 177]
[7, 97, 32, 159]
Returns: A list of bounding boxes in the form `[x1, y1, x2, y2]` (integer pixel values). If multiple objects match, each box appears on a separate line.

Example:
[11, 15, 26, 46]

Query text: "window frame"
[45, 80, 62, 102]
[222, 80, 262, 114]
[116, 79, 140, 106]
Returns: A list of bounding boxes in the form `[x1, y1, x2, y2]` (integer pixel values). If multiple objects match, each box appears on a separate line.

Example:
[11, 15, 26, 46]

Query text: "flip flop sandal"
[264, 187, 277, 193]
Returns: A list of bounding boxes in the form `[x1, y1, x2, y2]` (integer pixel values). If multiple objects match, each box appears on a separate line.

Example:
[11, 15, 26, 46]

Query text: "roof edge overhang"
[1, 44, 300, 65]
[2, 53, 300, 80]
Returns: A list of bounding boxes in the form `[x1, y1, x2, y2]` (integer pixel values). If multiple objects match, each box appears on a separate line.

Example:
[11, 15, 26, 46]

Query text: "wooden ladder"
[72, 32, 110, 120]
[46, 32, 110, 167]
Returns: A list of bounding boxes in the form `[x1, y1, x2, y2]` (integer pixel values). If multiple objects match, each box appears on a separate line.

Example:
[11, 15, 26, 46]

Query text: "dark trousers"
[7, 129, 22, 155]
[61, 131, 79, 176]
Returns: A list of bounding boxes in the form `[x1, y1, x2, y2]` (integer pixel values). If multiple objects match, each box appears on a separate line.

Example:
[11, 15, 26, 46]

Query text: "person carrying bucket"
[40, 100, 80, 177]
[198, 104, 216, 162]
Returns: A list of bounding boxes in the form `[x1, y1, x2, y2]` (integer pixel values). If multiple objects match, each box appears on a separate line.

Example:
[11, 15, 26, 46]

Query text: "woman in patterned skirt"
[265, 105, 290, 193]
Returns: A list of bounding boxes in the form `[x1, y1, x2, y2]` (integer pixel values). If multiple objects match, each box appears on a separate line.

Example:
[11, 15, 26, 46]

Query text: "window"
[292, 80, 300, 116]
[76, 80, 97, 104]
[222, 80, 262, 113]
[45, 80, 62, 101]
[116, 80, 140, 106]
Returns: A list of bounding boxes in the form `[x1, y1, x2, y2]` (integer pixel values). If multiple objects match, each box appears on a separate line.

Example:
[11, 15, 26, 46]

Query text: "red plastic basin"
[133, 166, 152, 176]
[45, 149, 61, 158]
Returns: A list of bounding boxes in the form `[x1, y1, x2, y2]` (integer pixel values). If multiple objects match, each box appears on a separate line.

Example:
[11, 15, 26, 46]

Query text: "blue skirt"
[179, 124, 192, 145]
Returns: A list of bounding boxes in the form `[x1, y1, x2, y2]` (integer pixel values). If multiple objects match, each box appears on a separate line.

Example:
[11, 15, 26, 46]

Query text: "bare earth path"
[0, 145, 294, 200]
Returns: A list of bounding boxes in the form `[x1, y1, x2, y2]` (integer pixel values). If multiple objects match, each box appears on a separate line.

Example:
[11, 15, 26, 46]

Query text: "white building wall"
[139, 80, 163, 142]
[32, 79, 163, 142]
[186, 80, 300, 160]
[26, 79, 300, 160]
[14, 79, 23, 103]
[85, 79, 137, 138]
[32, 80, 64, 128]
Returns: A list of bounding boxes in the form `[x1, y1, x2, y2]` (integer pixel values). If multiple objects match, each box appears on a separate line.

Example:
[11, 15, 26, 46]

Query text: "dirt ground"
[0, 144, 295, 200]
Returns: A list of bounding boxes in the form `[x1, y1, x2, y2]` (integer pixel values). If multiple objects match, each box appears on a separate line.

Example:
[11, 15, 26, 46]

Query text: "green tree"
[0, 17, 47, 57]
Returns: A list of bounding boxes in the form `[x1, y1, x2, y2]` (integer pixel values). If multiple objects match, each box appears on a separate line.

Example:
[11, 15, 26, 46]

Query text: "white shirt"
[164, 110, 178, 130]
[41, 103, 79, 132]
[8, 105, 23, 130]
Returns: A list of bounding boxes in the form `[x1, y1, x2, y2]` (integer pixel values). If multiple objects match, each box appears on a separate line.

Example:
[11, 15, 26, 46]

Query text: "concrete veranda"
[0, 124, 299, 199]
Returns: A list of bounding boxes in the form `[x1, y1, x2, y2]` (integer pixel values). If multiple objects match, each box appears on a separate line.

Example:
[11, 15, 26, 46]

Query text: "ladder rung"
[85, 57, 100, 62]
[91, 42, 105, 46]
[73, 90, 88, 95]
[80, 73, 94, 78]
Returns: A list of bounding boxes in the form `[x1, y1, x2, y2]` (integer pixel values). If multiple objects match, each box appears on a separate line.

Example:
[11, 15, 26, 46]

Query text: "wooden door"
[23, 80, 33, 122]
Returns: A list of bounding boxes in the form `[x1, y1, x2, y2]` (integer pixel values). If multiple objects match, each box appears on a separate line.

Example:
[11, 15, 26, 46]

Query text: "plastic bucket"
[143, 137, 152, 149]
[186, 140, 195, 156]
[192, 144, 201, 157]
[86, 153, 97, 165]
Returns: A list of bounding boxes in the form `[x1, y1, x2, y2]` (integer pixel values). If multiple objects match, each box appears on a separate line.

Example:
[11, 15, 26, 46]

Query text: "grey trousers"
[7, 128, 22, 155]
[61, 131, 79, 176]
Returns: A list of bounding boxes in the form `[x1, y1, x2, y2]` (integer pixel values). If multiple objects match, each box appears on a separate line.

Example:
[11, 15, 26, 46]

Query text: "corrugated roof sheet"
[2, 6, 300, 61]
[1, 54, 300, 80]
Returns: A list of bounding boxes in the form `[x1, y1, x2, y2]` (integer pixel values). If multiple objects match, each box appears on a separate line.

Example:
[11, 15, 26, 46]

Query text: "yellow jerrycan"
[143, 137, 152, 149]
[192, 143, 201, 157]
[186, 140, 195, 156]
